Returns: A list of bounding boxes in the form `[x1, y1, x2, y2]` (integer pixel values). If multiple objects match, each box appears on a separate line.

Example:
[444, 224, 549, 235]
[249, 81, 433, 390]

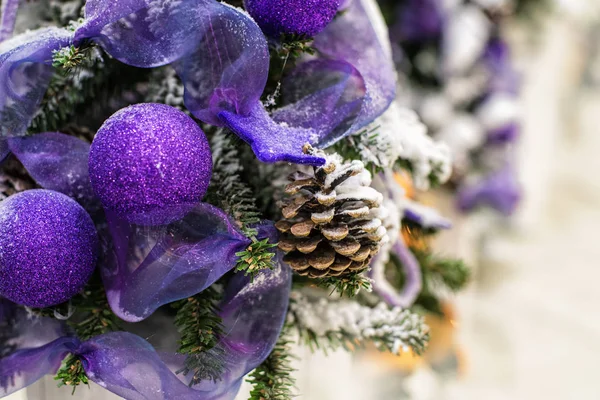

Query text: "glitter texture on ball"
[244, 0, 341, 38]
[89, 103, 213, 225]
[0, 190, 98, 308]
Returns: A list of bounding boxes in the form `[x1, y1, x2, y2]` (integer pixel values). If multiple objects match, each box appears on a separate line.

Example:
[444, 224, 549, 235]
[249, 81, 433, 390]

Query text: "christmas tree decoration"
[381, 0, 522, 215]
[0, 0, 483, 398]
[290, 291, 429, 355]
[89, 103, 212, 225]
[244, 0, 341, 37]
[276, 145, 388, 279]
[0, 189, 98, 308]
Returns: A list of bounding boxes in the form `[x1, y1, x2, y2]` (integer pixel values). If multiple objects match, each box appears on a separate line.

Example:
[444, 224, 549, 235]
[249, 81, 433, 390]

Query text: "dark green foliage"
[52, 43, 93, 72]
[263, 34, 315, 109]
[316, 272, 373, 298]
[235, 238, 278, 278]
[30, 45, 149, 134]
[513, 0, 553, 23]
[173, 286, 226, 386]
[40, 274, 122, 392]
[55, 354, 89, 394]
[396, 158, 445, 189]
[332, 125, 385, 175]
[414, 250, 471, 292]
[247, 324, 295, 400]
[208, 129, 277, 278]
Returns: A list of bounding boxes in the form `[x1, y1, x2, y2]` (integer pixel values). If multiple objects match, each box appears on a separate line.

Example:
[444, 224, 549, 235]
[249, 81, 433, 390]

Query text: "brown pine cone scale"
[276, 145, 389, 279]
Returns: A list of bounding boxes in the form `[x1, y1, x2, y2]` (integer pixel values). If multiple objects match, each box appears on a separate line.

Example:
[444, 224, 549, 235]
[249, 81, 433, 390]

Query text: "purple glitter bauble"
[244, 0, 341, 38]
[89, 104, 212, 226]
[0, 190, 98, 308]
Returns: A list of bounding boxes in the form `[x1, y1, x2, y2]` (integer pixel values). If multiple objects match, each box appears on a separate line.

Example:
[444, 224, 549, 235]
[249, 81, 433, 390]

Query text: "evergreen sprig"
[289, 293, 430, 357]
[332, 125, 384, 174]
[316, 271, 373, 298]
[55, 354, 89, 394]
[235, 238, 278, 278]
[247, 323, 296, 400]
[52, 43, 93, 72]
[414, 250, 471, 293]
[173, 286, 226, 386]
[208, 129, 277, 278]
[43, 274, 121, 393]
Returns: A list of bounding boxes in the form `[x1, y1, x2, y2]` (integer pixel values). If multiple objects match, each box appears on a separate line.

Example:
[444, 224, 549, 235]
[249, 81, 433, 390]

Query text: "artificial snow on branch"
[289, 291, 429, 355]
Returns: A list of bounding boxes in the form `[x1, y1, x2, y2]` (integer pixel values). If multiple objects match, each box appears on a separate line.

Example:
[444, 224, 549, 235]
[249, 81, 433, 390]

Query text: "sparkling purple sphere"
[89, 103, 212, 226]
[244, 0, 341, 38]
[0, 190, 98, 308]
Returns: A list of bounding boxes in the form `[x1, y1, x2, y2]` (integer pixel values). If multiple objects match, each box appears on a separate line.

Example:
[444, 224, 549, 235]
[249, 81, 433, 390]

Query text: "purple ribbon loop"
[101, 203, 254, 322]
[0, 299, 74, 397]
[369, 239, 422, 309]
[457, 165, 521, 216]
[0, 0, 20, 43]
[80, 257, 291, 400]
[0, 28, 73, 137]
[1, 256, 291, 400]
[7, 132, 96, 207]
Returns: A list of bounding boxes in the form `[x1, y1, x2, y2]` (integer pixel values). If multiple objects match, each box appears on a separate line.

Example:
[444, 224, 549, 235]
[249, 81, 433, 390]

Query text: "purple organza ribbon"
[102, 203, 262, 322]
[0, 0, 19, 42]
[0, 0, 395, 165]
[483, 38, 520, 96]
[1, 260, 291, 400]
[0, 28, 73, 137]
[7, 132, 96, 207]
[457, 165, 521, 216]
[369, 239, 422, 308]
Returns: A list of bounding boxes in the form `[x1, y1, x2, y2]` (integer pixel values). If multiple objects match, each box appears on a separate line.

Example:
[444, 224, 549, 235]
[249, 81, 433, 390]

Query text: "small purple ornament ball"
[0, 190, 98, 308]
[244, 0, 341, 38]
[89, 103, 212, 225]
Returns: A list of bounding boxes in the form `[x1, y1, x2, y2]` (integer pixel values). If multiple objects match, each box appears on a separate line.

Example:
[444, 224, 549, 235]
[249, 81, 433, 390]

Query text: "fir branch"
[331, 125, 384, 175]
[208, 129, 277, 278]
[289, 292, 429, 356]
[173, 286, 226, 386]
[68, 278, 121, 341]
[413, 250, 470, 293]
[145, 67, 186, 112]
[52, 44, 92, 72]
[235, 238, 278, 278]
[316, 272, 373, 298]
[247, 323, 296, 400]
[32, 274, 121, 393]
[54, 354, 89, 394]
[30, 46, 149, 134]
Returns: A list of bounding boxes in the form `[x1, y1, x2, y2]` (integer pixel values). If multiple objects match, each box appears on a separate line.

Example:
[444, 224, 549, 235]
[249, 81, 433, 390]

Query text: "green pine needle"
[208, 129, 277, 279]
[332, 125, 384, 175]
[247, 324, 296, 400]
[235, 238, 278, 278]
[173, 286, 226, 386]
[413, 250, 471, 293]
[316, 272, 373, 298]
[52, 44, 93, 72]
[34, 274, 121, 393]
[55, 354, 89, 394]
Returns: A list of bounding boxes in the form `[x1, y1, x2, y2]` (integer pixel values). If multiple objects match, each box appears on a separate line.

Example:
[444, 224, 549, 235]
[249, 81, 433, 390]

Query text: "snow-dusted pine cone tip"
[276, 145, 389, 279]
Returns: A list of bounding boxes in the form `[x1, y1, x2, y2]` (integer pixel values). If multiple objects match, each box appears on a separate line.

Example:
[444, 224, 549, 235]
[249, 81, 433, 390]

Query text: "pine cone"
[0, 157, 37, 200]
[276, 145, 389, 279]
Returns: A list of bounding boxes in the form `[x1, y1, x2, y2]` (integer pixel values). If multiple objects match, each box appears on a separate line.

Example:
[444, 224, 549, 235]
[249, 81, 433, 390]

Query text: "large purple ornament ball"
[0, 190, 98, 308]
[89, 104, 212, 226]
[244, 0, 341, 38]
